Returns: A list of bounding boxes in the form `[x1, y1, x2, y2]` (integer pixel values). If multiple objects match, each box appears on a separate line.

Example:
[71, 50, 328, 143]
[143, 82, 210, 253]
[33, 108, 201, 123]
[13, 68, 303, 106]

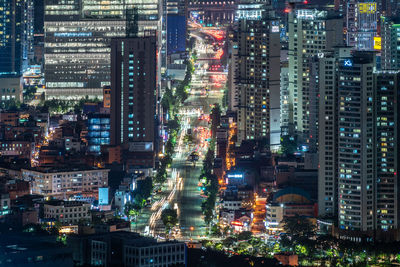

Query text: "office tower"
[346, 1, 378, 50]
[167, 15, 187, 55]
[0, 0, 34, 76]
[381, 17, 400, 70]
[337, 51, 376, 234]
[318, 47, 352, 217]
[286, 9, 343, 145]
[167, 0, 186, 16]
[236, 18, 280, 146]
[44, 0, 161, 99]
[110, 37, 157, 154]
[374, 71, 400, 235]
[33, 0, 44, 65]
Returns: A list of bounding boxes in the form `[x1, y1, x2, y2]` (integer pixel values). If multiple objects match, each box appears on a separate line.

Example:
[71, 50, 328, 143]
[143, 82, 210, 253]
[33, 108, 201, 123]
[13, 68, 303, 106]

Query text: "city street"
[133, 25, 226, 240]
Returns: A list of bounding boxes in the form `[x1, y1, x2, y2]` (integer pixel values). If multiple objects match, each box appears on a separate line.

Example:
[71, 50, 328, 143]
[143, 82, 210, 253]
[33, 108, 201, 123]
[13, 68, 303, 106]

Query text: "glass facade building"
[87, 113, 111, 154]
[0, 0, 33, 76]
[44, 0, 162, 99]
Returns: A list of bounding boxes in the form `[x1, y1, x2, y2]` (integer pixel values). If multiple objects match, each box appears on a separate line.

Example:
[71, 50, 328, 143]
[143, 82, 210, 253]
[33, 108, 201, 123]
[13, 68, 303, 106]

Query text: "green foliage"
[1, 98, 21, 110]
[200, 147, 218, 226]
[282, 215, 316, 241]
[183, 134, 193, 144]
[280, 135, 297, 155]
[161, 208, 178, 233]
[134, 176, 153, 200]
[237, 231, 252, 241]
[24, 86, 37, 100]
[42, 95, 101, 114]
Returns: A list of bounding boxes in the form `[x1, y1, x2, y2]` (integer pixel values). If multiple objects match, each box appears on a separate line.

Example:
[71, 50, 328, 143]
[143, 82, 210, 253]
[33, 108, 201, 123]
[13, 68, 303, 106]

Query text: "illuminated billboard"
[99, 187, 109, 205]
[374, 36, 381, 50]
[358, 3, 376, 14]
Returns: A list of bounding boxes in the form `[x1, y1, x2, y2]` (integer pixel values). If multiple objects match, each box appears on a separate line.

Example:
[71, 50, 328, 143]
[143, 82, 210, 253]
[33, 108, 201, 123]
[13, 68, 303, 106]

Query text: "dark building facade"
[0, 0, 33, 76]
[167, 15, 186, 55]
[110, 37, 158, 155]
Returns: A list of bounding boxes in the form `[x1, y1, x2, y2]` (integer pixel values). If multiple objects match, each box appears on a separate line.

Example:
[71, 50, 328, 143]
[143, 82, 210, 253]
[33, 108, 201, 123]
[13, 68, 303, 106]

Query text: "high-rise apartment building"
[44, 0, 162, 99]
[280, 49, 289, 137]
[235, 17, 280, 145]
[318, 47, 352, 217]
[110, 37, 157, 154]
[374, 71, 400, 235]
[286, 9, 343, 144]
[337, 52, 376, 235]
[0, 0, 34, 76]
[318, 50, 400, 241]
[381, 17, 400, 70]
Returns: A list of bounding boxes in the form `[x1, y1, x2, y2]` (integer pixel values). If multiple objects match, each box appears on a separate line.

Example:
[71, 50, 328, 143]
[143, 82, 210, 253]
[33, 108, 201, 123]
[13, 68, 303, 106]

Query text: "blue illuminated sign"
[343, 59, 353, 67]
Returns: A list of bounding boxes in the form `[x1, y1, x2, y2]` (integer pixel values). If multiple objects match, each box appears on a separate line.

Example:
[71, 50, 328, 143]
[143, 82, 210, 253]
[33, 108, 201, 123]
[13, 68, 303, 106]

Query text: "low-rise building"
[43, 200, 91, 224]
[22, 167, 109, 198]
[69, 231, 186, 267]
[0, 76, 23, 105]
[265, 187, 317, 233]
[0, 140, 34, 159]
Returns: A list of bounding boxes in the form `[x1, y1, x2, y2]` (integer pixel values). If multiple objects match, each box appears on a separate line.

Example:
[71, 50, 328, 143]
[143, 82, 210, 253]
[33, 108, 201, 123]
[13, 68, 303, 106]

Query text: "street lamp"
[190, 226, 194, 240]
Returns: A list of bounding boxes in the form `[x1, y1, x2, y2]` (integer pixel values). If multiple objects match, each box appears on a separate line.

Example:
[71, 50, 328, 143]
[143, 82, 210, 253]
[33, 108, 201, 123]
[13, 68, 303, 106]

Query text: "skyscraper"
[235, 17, 280, 145]
[0, 0, 34, 76]
[286, 9, 343, 145]
[337, 51, 376, 235]
[44, 0, 162, 99]
[374, 70, 400, 236]
[110, 36, 157, 154]
[318, 47, 352, 218]
[318, 50, 400, 241]
[381, 17, 400, 70]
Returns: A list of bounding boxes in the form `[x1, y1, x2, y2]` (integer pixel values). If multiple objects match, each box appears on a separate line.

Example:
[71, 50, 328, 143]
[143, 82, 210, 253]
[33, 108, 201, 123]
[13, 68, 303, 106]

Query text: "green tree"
[237, 231, 252, 241]
[161, 208, 178, 234]
[134, 176, 153, 200]
[282, 215, 316, 251]
[280, 135, 297, 155]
